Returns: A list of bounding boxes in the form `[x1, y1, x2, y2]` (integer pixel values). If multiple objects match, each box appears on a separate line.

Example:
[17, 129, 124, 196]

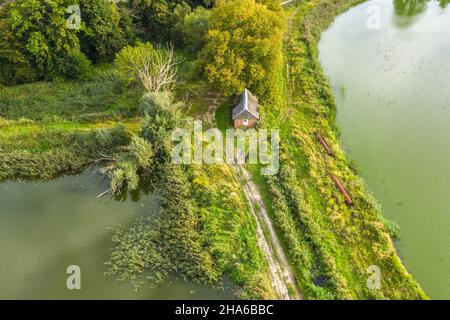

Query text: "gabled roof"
[232, 88, 259, 120]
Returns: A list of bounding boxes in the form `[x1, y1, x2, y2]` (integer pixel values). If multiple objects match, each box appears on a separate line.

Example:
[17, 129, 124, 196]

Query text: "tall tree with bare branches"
[115, 43, 181, 93]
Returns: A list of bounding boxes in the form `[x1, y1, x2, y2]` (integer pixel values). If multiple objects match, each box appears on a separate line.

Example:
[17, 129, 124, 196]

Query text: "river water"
[0, 169, 234, 299]
[319, 0, 450, 299]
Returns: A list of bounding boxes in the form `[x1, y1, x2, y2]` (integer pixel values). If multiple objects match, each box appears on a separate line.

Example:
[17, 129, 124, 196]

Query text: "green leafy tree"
[140, 91, 186, 152]
[115, 42, 180, 93]
[114, 42, 157, 84]
[256, 0, 282, 12]
[125, 0, 189, 41]
[199, 0, 286, 98]
[0, 0, 89, 83]
[78, 0, 128, 61]
[176, 6, 210, 53]
[125, 0, 212, 42]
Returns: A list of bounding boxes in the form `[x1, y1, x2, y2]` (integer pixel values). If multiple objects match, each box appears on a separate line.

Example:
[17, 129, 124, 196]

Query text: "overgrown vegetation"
[199, 0, 286, 99]
[104, 81, 274, 298]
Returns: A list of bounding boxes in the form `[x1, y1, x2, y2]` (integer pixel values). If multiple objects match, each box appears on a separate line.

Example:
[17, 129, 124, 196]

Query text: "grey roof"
[232, 88, 259, 120]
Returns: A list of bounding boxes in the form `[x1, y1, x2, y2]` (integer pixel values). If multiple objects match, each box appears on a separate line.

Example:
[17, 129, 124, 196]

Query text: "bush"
[383, 218, 401, 240]
[66, 51, 93, 80]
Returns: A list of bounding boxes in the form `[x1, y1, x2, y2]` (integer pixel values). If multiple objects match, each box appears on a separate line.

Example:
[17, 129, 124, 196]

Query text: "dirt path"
[236, 165, 301, 300]
[203, 93, 222, 124]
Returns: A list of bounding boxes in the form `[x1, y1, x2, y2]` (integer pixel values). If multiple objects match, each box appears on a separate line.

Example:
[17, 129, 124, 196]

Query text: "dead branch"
[135, 45, 181, 93]
[97, 189, 112, 199]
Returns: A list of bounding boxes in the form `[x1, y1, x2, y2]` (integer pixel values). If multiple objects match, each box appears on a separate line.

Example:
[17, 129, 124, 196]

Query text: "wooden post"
[330, 173, 353, 205]
[315, 131, 333, 156]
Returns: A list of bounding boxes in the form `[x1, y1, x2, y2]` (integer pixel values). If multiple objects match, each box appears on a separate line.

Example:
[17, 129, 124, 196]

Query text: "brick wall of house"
[233, 119, 258, 129]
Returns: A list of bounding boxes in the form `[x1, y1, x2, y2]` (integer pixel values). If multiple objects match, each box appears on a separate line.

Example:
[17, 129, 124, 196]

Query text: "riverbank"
[319, 0, 450, 299]
[249, 0, 427, 299]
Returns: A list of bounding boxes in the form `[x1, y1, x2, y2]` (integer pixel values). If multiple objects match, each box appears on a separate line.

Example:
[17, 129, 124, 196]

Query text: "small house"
[232, 88, 259, 129]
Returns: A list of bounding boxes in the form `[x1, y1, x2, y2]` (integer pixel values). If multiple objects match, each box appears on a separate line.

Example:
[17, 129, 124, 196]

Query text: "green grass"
[0, 65, 141, 122]
[0, 65, 142, 181]
[214, 99, 234, 131]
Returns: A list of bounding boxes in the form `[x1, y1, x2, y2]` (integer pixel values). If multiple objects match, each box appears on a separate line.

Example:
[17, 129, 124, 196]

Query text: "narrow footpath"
[236, 165, 302, 300]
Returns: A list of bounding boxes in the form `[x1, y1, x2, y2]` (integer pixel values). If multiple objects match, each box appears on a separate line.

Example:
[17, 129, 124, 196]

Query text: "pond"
[0, 169, 234, 299]
[319, 0, 450, 299]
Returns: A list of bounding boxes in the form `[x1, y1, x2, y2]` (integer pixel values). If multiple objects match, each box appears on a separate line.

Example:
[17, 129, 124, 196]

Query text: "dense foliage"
[77, 0, 128, 61]
[0, 0, 85, 83]
[199, 0, 286, 98]
[125, 0, 212, 42]
[175, 6, 211, 53]
[0, 0, 132, 84]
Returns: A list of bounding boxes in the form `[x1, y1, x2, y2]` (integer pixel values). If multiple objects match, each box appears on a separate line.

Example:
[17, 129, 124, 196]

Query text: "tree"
[0, 0, 89, 83]
[256, 0, 283, 12]
[78, 0, 128, 61]
[124, 0, 213, 42]
[125, 0, 190, 42]
[115, 42, 180, 93]
[140, 91, 186, 150]
[0, 0, 132, 84]
[176, 6, 211, 53]
[115, 42, 157, 84]
[199, 0, 286, 98]
[106, 91, 185, 196]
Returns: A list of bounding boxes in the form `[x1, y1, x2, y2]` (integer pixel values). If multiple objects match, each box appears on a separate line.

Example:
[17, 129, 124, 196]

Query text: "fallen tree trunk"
[315, 131, 334, 156]
[330, 173, 353, 205]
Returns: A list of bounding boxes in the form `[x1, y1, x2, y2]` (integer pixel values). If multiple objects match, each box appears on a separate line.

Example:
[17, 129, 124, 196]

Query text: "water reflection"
[393, 0, 428, 28]
[0, 170, 232, 299]
[439, 0, 449, 8]
[319, 0, 450, 298]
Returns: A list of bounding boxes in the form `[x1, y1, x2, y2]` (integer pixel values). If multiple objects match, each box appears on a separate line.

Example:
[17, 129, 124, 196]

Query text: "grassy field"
[244, 0, 426, 299]
[0, 65, 142, 180]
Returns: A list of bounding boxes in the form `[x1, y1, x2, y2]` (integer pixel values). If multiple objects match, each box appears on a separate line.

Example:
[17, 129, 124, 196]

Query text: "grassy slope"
[0, 65, 142, 180]
[0, 67, 141, 121]
[249, 0, 427, 299]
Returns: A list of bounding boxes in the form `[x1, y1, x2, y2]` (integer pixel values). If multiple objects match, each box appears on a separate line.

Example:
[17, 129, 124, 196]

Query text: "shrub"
[65, 51, 93, 80]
